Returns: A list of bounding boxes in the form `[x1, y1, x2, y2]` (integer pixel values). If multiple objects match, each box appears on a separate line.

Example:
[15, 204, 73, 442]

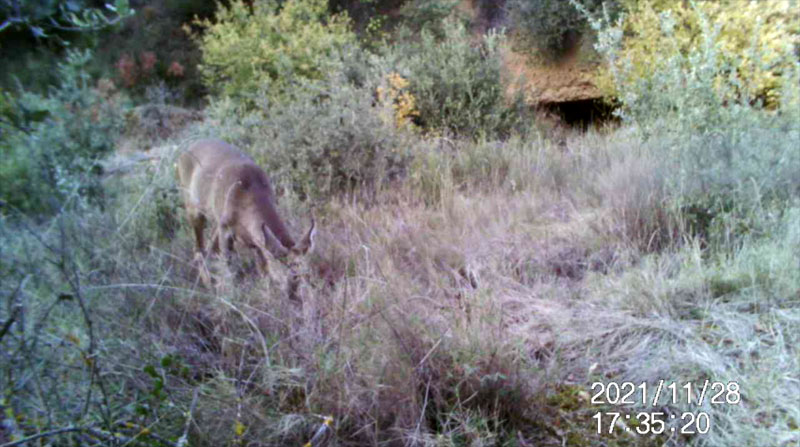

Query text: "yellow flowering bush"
[189, 0, 355, 104]
[376, 72, 420, 129]
[599, 0, 799, 106]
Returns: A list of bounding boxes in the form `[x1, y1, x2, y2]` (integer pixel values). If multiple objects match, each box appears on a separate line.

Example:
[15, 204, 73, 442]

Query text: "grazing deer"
[177, 138, 315, 296]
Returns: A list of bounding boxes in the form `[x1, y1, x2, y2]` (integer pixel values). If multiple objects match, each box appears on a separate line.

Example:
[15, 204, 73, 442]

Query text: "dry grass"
[2, 121, 797, 447]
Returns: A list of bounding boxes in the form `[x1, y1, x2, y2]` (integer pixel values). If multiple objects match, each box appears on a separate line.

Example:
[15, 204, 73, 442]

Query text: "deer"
[177, 138, 316, 297]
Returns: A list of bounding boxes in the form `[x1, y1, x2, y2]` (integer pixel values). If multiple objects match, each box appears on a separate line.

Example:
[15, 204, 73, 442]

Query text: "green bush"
[0, 50, 127, 215]
[594, 0, 800, 107]
[191, 0, 356, 105]
[203, 71, 411, 199]
[590, 2, 800, 246]
[507, 0, 616, 60]
[393, 18, 528, 139]
[397, 0, 459, 35]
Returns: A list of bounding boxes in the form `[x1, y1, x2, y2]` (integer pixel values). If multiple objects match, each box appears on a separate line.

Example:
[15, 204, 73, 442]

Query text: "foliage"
[393, 18, 528, 139]
[84, 0, 209, 107]
[375, 72, 419, 129]
[507, 0, 616, 60]
[328, 0, 401, 33]
[190, 0, 356, 105]
[0, 49, 127, 215]
[588, 0, 800, 247]
[164, 0, 218, 22]
[397, 0, 459, 35]
[0, 0, 133, 40]
[202, 69, 412, 199]
[594, 0, 800, 107]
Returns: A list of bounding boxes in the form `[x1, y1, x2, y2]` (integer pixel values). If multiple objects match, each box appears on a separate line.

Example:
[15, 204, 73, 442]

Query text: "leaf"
[234, 421, 246, 436]
[65, 1, 81, 12]
[31, 26, 47, 38]
[115, 0, 132, 15]
[67, 12, 86, 27]
[26, 110, 51, 123]
[152, 378, 164, 394]
[160, 355, 173, 368]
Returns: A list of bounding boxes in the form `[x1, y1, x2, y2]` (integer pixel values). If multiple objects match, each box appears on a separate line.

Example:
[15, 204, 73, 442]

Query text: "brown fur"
[177, 138, 315, 286]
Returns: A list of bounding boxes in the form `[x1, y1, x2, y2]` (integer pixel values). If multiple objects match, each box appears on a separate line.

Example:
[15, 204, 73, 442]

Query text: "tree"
[0, 0, 133, 40]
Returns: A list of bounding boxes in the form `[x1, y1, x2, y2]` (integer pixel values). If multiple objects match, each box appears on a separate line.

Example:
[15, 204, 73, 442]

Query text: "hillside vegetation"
[1, 0, 798, 446]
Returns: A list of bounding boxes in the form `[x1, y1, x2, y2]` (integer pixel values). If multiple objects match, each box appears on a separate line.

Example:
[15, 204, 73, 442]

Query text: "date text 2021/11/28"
[590, 380, 741, 406]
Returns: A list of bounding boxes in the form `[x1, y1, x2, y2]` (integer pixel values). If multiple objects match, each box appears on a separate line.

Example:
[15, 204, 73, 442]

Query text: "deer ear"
[262, 222, 289, 258]
[293, 216, 316, 256]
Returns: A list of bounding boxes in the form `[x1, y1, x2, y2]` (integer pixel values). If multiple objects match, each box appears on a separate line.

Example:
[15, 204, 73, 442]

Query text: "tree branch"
[0, 425, 91, 447]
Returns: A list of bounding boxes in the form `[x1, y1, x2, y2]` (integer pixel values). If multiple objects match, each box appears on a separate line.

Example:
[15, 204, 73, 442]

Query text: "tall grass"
[4, 111, 798, 446]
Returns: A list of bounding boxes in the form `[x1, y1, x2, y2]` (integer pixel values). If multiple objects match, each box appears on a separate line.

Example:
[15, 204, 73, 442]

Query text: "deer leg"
[219, 226, 236, 267]
[210, 227, 221, 254]
[193, 251, 213, 288]
[185, 209, 213, 287]
[188, 211, 207, 256]
[254, 249, 270, 277]
[287, 270, 302, 301]
[224, 230, 235, 256]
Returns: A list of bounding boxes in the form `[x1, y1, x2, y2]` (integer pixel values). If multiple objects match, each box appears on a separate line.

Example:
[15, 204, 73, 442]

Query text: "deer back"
[178, 139, 296, 250]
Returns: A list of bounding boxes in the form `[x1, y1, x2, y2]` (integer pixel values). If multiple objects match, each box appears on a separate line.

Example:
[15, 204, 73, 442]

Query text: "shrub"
[589, 1, 800, 247]
[594, 0, 800, 107]
[397, 0, 459, 35]
[115, 53, 138, 88]
[0, 50, 127, 215]
[507, 0, 616, 60]
[393, 18, 528, 139]
[203, 71, 412, 199]
[375, 72, 420, 129]
[87, 0, 206, 106]
[190, 0, 356, 105]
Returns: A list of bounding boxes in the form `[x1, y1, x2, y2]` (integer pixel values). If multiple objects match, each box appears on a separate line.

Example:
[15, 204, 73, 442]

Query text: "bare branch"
[0, 425, 91, 447]
[176, 388, 200, 447]
[0, 275, 28, 342]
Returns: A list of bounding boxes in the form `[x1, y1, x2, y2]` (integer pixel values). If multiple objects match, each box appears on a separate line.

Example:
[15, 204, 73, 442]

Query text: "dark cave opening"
[541, 98, 619, 130]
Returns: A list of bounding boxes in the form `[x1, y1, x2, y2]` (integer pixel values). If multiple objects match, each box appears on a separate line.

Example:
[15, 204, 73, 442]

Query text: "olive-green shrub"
[190, 0, 356, 105]
[202, 71, 411, 199]
[393, 18, 528, 139]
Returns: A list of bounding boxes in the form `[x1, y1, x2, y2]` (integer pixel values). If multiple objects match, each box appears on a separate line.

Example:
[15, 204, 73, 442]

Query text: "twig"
[88, 426, 180, 446]
[52, 220, 104, 422]
[0, 275, 27, 341]
[304, 416, 334, 447]
[414, 379, 431, 440]
[0, 425, 91, 447]
[84, 283, 214, 297]
[416, 334, 445, 370]
[176, 388, 200, 447]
